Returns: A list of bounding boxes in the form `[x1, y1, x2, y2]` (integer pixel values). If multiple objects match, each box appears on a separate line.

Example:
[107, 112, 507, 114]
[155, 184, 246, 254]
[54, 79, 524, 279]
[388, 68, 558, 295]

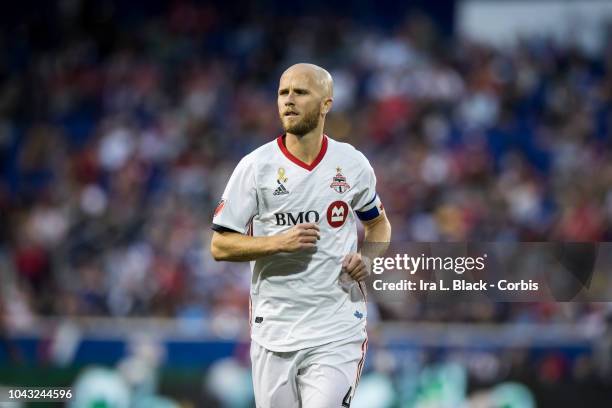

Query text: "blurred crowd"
[0, 2, 611, 330]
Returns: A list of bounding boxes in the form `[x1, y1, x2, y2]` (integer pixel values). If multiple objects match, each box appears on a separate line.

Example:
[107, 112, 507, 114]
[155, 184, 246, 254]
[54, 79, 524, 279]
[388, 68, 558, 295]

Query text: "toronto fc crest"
[330, 167, 351, 194]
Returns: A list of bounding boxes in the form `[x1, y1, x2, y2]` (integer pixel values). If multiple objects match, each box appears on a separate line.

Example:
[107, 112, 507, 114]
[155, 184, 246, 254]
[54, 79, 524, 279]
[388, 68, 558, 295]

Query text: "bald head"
[277, 63, 334, 136]
[281, 63, 333, 99]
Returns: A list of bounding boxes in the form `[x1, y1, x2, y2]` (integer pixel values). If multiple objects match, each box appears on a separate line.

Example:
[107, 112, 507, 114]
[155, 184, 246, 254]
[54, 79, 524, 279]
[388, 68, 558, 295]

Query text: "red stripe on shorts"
[355, 337, 368, 389]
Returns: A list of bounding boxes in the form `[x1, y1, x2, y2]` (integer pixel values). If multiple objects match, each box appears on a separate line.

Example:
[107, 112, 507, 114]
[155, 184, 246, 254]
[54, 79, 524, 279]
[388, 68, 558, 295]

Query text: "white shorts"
[250, 331, 368, 408]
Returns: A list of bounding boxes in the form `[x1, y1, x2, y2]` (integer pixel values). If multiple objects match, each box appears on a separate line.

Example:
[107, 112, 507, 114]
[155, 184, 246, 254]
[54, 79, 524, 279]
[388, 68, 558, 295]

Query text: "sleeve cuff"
[211, 223, 241, 233]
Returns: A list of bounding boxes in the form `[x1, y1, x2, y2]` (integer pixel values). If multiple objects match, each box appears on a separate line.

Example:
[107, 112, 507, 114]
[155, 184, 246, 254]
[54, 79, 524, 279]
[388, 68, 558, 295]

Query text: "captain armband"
[355, 194, 384, 221]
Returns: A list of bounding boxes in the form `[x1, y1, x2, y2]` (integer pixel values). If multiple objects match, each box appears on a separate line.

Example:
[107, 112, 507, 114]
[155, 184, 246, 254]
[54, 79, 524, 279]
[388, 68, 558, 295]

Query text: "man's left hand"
[342, 252, 369, 282]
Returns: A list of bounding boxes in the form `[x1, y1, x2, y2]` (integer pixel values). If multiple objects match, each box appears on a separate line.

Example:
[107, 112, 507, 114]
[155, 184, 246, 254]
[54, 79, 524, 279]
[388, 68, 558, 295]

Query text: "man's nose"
[285, 91, 296, 104]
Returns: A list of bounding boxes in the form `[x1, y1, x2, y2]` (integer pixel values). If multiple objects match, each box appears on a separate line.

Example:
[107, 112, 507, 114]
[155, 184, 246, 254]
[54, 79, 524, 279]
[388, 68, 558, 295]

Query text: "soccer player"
[210, 63, 392, 407]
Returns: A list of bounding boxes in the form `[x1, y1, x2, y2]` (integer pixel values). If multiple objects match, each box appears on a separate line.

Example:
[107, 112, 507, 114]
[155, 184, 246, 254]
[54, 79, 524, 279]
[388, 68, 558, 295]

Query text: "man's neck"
[285, 128, 325, 165]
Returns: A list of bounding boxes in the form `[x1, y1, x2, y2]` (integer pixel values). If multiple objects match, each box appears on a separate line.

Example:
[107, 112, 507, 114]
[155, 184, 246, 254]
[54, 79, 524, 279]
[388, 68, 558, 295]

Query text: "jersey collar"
[276, 134, 328, 171]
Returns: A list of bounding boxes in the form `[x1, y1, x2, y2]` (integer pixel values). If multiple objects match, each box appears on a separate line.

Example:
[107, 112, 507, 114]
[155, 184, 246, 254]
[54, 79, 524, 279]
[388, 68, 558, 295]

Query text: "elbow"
[210, 236, 228, 261]
[210, 246, 222, 261]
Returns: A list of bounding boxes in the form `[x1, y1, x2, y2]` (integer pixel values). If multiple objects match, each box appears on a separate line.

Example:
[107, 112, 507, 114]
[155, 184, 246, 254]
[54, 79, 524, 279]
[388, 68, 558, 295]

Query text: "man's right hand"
[276, 223, 320, 252]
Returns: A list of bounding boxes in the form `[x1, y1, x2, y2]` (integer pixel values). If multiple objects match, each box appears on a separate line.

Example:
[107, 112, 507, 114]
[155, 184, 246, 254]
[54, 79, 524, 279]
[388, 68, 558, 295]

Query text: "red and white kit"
[212, 134, 383, 407]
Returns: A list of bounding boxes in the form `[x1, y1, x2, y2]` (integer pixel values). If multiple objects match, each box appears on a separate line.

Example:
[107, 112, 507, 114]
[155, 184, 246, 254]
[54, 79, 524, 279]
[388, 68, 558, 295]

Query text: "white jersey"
[212, 135, 383, 352]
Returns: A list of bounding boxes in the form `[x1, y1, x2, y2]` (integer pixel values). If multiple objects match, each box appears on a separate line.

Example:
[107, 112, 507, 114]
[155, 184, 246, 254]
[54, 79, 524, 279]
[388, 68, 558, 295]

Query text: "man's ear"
[322, 97, 333, 115]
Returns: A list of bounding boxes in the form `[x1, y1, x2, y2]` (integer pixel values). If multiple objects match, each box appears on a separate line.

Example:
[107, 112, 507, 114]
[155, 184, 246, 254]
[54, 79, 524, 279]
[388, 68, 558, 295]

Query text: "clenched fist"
[277, 223, 320, 252]
[342, 252, 370, 282]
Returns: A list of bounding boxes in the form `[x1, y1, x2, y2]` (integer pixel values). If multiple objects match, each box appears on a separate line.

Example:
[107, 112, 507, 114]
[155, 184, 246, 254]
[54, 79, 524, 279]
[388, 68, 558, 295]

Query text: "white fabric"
[213, 135, 381, 352]
[250, 329, 368, 408]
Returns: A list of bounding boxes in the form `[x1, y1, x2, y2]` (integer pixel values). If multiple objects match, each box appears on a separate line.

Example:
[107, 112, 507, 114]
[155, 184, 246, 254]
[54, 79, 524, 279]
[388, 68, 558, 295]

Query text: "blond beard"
[282, 106, 321, 136]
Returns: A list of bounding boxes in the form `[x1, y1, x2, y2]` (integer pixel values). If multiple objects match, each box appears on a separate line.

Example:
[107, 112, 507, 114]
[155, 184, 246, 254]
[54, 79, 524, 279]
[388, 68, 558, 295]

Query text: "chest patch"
[327, 201, 349, 228]
[330, 167, 351, 194]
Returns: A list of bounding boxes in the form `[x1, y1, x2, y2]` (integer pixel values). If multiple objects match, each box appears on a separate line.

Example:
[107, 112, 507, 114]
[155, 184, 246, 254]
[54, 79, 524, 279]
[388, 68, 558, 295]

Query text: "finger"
[347, 263, 364, 277]
[355, 272, 368, 281]
[356, 265, 370, 280]
[298, 223, 320, 231]
[296, 224, 320, 240]
[342, 255, 351, 269]
[343, 253, 359, 270]
[300, 229, 320, 237]
[305, 225, 320, 239]
[350, 265, 368, 281]
[300, 236, 317, 244]
[346, 255, 362, 273]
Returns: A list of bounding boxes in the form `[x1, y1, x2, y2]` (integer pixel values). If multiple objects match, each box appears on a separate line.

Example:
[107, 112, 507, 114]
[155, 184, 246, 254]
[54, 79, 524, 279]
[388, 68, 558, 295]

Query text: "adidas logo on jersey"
[273, 181, 289, 195]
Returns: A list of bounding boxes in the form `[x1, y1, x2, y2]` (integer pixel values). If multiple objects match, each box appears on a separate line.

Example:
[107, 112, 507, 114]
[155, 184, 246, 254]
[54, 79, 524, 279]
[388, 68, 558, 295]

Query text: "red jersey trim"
[355, 337, 368, 388]
[276, 134, 328, 171]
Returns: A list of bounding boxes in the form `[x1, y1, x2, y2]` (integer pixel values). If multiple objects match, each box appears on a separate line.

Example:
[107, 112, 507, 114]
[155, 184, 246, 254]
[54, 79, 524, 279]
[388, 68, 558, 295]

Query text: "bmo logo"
[327, 201, 349, 228]
[275, 210, 320, 226]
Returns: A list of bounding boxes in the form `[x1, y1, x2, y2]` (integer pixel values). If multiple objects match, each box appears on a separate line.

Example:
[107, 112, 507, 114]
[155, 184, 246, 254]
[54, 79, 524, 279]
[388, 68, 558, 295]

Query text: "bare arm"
[362, 210, 392, 245]
[210, 223, 320, 262]
[343, 211, 392, 281]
